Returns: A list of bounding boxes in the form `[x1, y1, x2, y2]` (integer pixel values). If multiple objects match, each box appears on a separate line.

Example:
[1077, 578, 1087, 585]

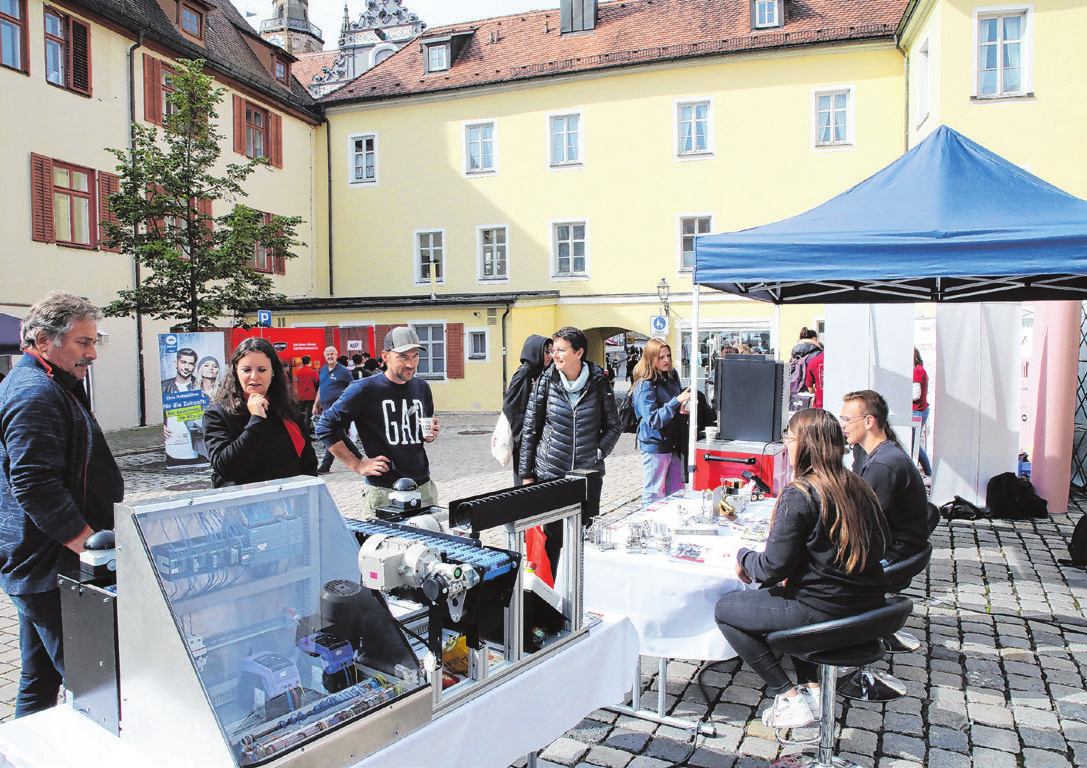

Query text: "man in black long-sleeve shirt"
[841, 389, 930, 564]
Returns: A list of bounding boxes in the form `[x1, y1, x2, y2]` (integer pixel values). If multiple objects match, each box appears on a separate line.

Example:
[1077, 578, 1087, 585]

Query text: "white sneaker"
[798, 685, 822, 720]
[761, 692, 814, 729]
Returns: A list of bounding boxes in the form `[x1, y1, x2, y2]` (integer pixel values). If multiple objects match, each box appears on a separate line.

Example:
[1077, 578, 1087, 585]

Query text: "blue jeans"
[10, 590, 64, 717]
[714, 585, 837, 695]
[318, 438, 363, 472]
[640, 451, 684, 508]
[915, 407, 931, 475]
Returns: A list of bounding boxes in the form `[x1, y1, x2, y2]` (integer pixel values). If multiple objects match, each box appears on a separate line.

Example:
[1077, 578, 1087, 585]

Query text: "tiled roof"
[293, 49, 342, 86]
[68, 0, 320, 116]
[323, 0, 908, 105]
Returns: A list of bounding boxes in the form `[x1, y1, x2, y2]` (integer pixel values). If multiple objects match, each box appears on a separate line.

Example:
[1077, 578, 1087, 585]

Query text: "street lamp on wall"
[657, 277, 670, 316]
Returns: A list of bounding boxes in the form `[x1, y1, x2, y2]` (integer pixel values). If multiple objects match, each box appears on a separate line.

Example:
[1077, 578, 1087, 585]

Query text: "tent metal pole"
[687, 283, 701, 488]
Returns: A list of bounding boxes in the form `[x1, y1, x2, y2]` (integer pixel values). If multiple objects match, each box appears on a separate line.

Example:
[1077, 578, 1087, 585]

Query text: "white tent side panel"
[931, 303, 1020, 507]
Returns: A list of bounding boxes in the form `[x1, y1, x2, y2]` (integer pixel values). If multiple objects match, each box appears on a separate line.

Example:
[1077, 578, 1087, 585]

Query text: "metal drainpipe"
[324, 116, 334, 295]
[128, 31, 147, 426]
[501, 302, 512, 393]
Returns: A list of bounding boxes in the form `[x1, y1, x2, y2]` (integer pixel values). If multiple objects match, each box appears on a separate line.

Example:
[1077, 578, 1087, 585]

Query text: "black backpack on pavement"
[985, 472, 1048, 519]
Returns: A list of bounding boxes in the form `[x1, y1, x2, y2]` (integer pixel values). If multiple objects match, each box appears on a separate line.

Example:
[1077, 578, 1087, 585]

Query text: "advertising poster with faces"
[159, 332, 228, 468]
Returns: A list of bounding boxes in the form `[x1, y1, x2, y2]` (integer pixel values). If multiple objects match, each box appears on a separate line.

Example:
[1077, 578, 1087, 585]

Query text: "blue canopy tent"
[0, 313, 21, 356]
[694, 125, 1087, 304]
[689, 125, 1087, 509]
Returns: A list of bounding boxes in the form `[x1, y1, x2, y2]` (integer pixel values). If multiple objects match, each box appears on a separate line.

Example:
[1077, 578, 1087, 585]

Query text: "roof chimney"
[560, 0, 597, 33]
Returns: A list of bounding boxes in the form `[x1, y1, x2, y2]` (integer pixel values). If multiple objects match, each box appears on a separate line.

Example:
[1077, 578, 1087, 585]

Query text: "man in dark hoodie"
[502, 334, 552, 484]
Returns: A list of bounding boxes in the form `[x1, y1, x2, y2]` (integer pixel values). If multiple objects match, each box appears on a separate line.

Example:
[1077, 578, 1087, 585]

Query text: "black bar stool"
[766, 594, 913, 768]
[838, 511, 937, 703]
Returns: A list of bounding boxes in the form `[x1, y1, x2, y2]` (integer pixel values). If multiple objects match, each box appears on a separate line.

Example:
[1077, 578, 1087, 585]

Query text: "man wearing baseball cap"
[315, 326, 441, 518]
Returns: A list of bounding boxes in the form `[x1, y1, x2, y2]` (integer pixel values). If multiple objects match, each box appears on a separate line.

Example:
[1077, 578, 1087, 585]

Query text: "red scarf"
[281, 417, 305, 457]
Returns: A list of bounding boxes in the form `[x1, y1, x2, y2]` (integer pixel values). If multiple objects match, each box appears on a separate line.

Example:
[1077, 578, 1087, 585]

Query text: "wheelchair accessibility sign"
[650, 315, 669, 337]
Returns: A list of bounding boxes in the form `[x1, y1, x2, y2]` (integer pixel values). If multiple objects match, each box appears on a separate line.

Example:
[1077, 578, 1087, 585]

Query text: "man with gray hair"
[0, 291, 124, 717]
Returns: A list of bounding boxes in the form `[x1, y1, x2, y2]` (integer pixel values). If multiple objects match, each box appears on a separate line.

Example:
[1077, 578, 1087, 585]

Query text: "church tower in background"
[261, 0, 324, 54]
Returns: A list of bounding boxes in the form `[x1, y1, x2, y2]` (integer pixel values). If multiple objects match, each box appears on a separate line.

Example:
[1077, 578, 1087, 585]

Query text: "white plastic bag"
[491, 412, 513, 467]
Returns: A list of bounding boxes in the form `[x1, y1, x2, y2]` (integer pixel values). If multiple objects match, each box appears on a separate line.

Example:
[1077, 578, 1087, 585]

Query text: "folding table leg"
[604, 655, 717, 736]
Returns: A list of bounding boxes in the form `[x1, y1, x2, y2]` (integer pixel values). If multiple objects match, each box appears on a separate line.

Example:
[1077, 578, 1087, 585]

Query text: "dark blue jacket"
[518, 361, 620, 481]
[0, 353, 123, 595]
[633, 372, 684, 455]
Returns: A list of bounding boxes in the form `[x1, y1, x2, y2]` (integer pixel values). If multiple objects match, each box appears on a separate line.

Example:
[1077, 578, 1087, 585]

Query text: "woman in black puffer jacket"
[519, 327, 621, 566]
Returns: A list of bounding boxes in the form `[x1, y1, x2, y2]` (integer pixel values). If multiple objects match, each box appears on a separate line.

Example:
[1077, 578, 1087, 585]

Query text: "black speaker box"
[714, 355, 786, 442]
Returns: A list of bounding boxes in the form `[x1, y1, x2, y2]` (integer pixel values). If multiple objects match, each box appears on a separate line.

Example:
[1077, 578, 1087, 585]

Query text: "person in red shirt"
[803, 349, 825, 408]
[294, 355, 319, 434]
[913, 348, 931, 476]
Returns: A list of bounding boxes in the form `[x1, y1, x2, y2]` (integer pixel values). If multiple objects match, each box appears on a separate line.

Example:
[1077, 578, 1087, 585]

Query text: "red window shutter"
[198, 197, 213, 243]
[447, 323, 464, 379]
[97, 171, 120, 252]
[374, 325, 394, 354]
[233, 95, 246, 155]
[69, 17, 92, 96]
[271, 215, 285, 274]
[30, 153, 55, 244]
[143, 54, 161, 124]
[268, 112, 283, 168]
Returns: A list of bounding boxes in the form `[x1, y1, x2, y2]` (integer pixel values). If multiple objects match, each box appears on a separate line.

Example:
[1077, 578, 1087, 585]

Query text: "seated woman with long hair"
[203, 337, 317, 487]
[713, 408, 890, 729]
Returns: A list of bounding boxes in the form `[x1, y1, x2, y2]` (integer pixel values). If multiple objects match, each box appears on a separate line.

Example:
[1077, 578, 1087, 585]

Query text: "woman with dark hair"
[501, 334, 553, 484]
[631, 338, 690, 507]
[202, 337, 317, 487]
[714, 408, 889, 729]
[520, 327, 621, 567]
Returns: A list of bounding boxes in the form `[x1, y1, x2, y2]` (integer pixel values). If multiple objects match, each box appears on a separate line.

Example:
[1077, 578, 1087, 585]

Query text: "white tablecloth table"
[582, 493, 772, 733]
[0, 617, 638, 768]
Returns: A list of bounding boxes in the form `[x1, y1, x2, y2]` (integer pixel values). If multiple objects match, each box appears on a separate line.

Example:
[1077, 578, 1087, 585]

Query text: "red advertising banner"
[230, 328, 330, 361]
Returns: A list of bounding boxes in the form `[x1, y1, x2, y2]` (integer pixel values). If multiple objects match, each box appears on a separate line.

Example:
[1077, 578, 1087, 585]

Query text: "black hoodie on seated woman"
[502, 334, 552, 483]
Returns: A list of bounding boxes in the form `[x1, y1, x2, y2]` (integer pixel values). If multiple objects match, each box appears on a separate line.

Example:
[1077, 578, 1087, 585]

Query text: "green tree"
[102, 58, 303, 332]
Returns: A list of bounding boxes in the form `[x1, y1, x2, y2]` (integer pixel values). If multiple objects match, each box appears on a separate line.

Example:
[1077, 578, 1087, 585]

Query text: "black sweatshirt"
[737, 483, 890, 617]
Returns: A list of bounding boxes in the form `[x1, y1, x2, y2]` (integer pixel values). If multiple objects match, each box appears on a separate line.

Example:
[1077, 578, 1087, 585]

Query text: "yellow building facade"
[310, 0, 911, 411]
[901, 0, 1087, 200]
[1, 0, 323, 428]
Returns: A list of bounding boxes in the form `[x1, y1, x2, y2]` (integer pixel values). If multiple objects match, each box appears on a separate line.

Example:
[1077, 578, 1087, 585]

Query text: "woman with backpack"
[631, 338, 691, 507]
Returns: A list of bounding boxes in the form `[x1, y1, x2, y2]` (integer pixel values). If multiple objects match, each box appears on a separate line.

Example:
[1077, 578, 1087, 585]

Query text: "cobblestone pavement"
[2, 412, 1087, 768]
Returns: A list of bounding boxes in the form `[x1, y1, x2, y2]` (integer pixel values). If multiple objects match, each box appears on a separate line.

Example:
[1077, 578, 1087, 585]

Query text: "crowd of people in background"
[0, 291, 936, 733]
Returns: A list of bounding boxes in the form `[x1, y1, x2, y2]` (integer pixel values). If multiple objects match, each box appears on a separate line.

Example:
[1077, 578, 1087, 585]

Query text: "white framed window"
[753, 0, 781, 28]
[478, 225, 508, 282]
[464, 120, 496, 175]
[466, 328, 489, 362]
[973, 5, 1032, 98]
[414, 229, 445, 285]
[348, 133, 377, 185]
[549, 112, 583, 168]
[915, 39, 930, 127]
[678, 214, 713, 273]
[551, 219, 589, 279]
[413, 323, 446, 380]
[426, 42, 449, 72]
[675, 99, 713, 158]
[812, 86, 854, 149]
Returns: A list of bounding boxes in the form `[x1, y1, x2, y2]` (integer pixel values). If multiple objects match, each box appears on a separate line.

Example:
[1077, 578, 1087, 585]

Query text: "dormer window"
[273, 56, 289, 84]
[426, 42, 449, 72]
[180, 3, 203, 39]
[421, 31, 473, 75]
[752, 0, 782, 29]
